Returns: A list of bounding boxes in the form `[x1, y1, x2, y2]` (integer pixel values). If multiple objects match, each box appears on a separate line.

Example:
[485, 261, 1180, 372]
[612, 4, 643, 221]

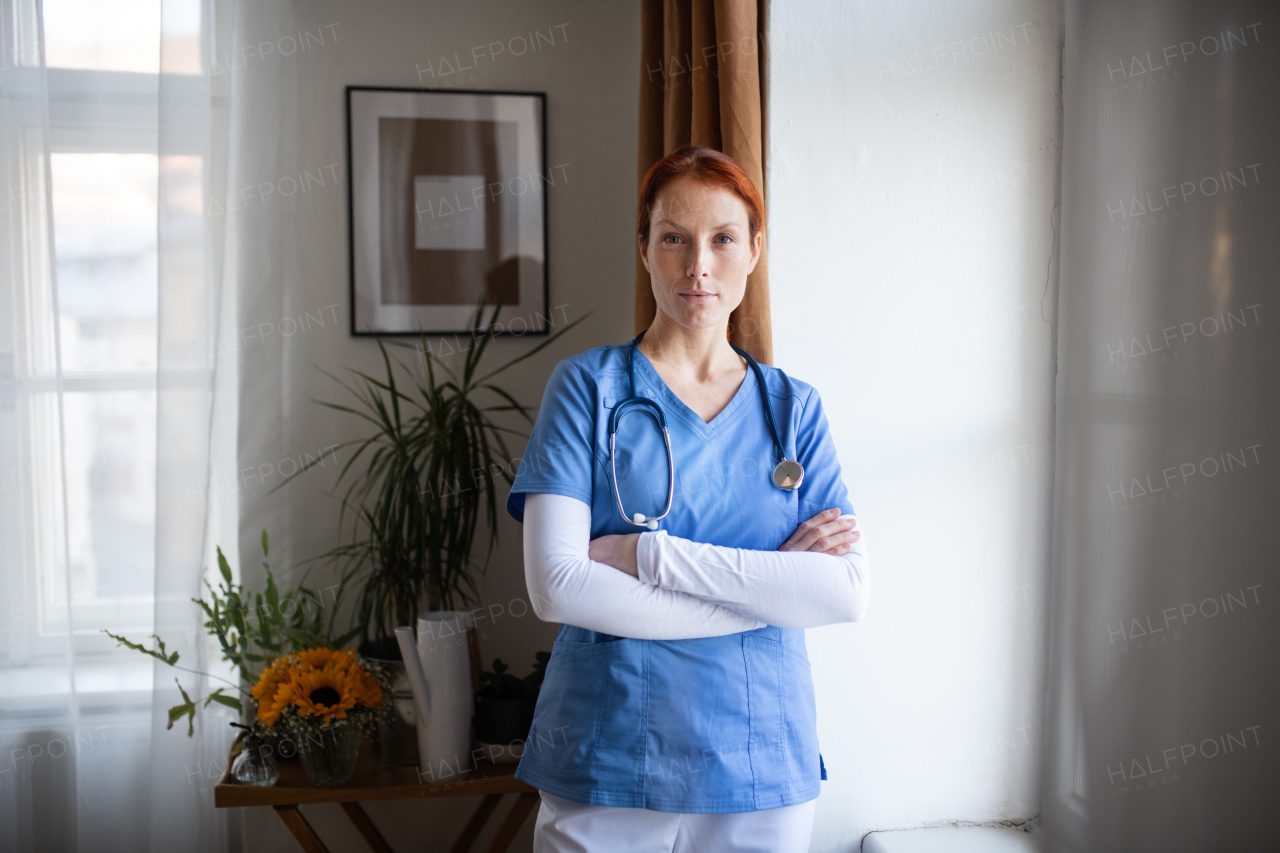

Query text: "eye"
[663, 234, 682, 244]
[715, 234, 733, 244]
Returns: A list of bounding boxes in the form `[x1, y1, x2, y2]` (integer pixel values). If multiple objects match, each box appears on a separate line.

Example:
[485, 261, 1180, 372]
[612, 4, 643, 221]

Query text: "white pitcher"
[394, 610, 475, 783]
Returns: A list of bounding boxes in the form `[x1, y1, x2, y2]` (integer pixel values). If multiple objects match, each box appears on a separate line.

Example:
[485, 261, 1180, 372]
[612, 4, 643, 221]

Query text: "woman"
[504, 146, 870, 852]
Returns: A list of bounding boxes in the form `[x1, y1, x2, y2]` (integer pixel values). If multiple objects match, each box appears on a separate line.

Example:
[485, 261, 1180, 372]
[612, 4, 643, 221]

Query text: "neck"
[637, 311, 742, 380]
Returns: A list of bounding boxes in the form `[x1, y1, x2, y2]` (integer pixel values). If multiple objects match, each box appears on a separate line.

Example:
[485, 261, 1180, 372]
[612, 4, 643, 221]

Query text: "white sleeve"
[634, 519, 870, 629]
[522, 492, 767, 640]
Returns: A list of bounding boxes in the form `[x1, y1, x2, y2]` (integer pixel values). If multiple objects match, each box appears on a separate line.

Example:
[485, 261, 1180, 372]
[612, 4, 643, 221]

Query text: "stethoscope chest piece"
[772, 459, 805, 491]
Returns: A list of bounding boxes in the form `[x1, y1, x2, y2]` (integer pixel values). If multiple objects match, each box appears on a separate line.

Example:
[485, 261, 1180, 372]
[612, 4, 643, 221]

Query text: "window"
[43, 0, 161, 73]
[21, 0, 161, 657]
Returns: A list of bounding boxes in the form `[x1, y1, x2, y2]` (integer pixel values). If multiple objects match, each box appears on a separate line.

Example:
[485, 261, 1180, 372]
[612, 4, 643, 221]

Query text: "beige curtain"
[636, 0, 772, 364]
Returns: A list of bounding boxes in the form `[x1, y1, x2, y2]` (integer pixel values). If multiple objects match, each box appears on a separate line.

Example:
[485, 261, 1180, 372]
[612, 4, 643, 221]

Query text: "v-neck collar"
[630, 346, 758, 440]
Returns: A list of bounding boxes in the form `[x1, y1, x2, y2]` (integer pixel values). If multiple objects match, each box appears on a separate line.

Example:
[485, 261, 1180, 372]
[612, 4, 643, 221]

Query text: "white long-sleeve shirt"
[522, 491, 870, 641]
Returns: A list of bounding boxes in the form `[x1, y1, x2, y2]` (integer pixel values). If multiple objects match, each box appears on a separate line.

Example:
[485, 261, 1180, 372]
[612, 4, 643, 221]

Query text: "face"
[639, 174, 762, 332]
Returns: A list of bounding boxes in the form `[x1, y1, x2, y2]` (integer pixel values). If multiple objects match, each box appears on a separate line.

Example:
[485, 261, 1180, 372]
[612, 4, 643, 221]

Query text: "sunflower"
[251, 647, 384, 728]
[294, 647, 337, 669]
[251, 654, 296, 727]
[343, 661, 384, 708]
[284, 667, 360, 724]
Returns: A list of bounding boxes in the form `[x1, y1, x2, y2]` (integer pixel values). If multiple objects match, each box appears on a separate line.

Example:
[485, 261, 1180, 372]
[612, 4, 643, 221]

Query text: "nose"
[686, 242, 712, 281]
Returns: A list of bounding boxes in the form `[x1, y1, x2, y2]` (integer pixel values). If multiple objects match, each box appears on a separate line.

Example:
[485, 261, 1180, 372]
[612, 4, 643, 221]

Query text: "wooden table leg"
[340, 802, 396, 853]
[448, 794, 503, 853]
[274, 805, 331, 853]
[481, 792, 540, 853]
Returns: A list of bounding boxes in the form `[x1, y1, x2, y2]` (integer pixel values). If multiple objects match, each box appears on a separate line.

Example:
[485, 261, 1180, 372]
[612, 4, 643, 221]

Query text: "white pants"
[531, 790, 817, 853]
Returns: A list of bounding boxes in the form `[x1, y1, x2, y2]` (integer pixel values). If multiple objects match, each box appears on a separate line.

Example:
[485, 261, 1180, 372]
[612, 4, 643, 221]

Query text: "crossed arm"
[522, 492, 870, 641]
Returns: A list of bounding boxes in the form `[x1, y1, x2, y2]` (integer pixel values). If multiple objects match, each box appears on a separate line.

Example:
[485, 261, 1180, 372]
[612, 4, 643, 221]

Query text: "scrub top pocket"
[780, 646, 820, 800]
[524, 640, 600, 772]
[522, 638, 647, 799]
[588, 639, 648, 792]
[742, 635, 791, 805]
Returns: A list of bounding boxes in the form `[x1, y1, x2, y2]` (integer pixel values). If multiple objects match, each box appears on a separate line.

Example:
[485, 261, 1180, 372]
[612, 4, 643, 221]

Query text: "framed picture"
[346, 86, 549, 335]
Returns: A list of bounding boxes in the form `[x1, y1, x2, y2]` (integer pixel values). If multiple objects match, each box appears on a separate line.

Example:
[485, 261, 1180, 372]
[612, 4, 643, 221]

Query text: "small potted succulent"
[473, 652, 549, 762]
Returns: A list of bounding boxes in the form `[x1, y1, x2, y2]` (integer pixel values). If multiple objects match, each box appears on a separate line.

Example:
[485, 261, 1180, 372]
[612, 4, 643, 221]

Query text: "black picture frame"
[346, 85, 550, 336]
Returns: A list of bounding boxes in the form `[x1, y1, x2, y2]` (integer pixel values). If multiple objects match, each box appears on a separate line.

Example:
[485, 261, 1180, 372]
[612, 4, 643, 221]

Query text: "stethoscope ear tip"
[632, 507, 660, 527]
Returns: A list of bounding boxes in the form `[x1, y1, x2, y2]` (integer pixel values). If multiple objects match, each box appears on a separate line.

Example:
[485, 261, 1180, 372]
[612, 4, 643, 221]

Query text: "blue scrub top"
[506, 343, 854, 813]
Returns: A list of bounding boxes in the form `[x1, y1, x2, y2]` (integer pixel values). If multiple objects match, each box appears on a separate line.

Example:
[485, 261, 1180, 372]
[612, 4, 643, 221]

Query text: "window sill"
[0, 658, 154, 712]
[863, 826, 1039, 853]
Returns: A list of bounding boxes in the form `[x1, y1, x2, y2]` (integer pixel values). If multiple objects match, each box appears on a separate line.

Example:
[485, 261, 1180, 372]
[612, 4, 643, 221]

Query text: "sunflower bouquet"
[252, 647, 383, 728]
[251, 647, 386, 786]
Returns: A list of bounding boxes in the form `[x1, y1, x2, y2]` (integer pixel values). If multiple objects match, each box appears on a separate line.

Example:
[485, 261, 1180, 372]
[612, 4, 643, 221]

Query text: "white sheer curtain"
[1042, 1, 1280, 850]
[0, 1, 239, 850]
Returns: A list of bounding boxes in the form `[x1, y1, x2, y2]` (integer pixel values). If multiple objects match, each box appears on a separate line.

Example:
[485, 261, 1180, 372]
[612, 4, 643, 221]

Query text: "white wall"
[230, 2, 639, 850]
[766, 1, 1062, 848]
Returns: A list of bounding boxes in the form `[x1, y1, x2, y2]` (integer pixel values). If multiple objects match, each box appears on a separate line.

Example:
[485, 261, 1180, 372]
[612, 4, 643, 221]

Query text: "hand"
[589, 533, 641, 578]
[778, 508, 861, 556]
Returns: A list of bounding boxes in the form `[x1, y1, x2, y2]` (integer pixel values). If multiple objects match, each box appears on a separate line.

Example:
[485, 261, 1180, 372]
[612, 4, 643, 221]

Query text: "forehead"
[651, 175, 748, 226]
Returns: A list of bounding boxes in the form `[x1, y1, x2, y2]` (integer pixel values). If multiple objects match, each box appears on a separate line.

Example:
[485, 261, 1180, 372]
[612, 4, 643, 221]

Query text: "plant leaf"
[204, 688, 243, 713]
[103, 631, 180, 666]
[217, 547, 233, 585]
[472, 308, 594, 386]
[167, 679, 197, 737]
[264, 573, 280, 621]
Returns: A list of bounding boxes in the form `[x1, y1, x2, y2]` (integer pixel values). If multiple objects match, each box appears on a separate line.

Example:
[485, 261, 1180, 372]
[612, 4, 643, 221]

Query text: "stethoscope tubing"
[608, 421, 676, 529]
[728, 341, 788, 464]
[609, 330, 798, 529]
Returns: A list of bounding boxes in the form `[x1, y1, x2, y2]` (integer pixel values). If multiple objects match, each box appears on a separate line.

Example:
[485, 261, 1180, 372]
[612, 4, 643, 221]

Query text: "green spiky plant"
[281, 300, 588, 650]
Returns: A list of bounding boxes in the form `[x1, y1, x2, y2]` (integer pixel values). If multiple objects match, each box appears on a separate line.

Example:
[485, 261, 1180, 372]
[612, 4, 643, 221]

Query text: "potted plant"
[105, 531, 391, 788]
[473, 652, 549, 763]
[283, 301, 586, 764]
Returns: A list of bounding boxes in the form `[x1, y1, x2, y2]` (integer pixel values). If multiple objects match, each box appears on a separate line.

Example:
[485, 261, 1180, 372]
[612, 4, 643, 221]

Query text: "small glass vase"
[296, 723, 362, 788]
[230, 735, 280, 787]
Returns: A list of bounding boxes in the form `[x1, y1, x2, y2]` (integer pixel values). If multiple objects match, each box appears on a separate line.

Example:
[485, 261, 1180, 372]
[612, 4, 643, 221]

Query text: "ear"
[638, 234, 651, 273]
[745, 228, 763, 274]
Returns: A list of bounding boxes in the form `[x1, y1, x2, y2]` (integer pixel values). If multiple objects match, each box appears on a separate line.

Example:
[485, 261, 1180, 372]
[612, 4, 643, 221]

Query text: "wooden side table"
[215, 738, 539, 853]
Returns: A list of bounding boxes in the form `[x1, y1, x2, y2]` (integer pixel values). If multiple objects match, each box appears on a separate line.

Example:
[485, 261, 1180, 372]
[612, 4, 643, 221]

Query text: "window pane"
[51, 152, 158, 373]
[62, 389, 156, 602]
[43, 0, 161, 73]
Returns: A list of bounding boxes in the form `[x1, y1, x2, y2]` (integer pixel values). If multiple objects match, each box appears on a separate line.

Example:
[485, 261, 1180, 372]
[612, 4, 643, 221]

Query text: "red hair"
[636, 146, 765, 248]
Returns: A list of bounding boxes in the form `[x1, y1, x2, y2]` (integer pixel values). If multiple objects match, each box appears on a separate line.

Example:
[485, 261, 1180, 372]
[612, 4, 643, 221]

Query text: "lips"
[680, 291, 716, 303]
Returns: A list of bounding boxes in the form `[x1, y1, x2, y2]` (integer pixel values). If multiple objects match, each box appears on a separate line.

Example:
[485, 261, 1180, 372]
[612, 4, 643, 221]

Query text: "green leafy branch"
[104, 530, 352, 736]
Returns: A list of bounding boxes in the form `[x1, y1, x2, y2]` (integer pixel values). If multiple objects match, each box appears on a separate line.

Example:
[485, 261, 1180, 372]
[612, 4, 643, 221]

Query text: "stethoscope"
[608, 330, 805, 530]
